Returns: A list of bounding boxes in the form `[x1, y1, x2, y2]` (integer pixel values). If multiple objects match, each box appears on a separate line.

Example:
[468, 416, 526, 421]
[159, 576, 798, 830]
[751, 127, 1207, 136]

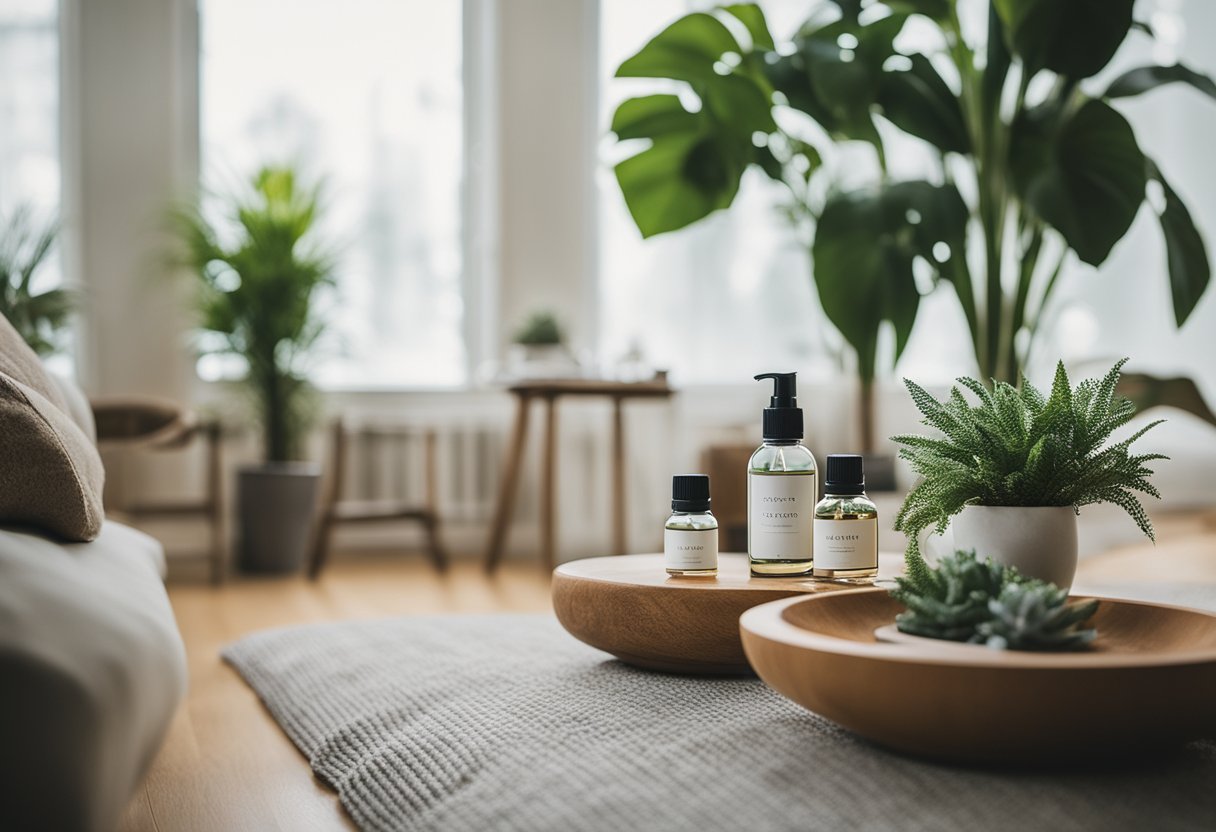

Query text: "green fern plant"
[893, 359, 1166, 586]
[890, 550, 1099, 651]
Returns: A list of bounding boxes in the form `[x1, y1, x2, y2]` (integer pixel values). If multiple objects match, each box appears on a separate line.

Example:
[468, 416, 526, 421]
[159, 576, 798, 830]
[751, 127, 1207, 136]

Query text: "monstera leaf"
[1010, 98, 1146, 266]
[612, 8, 777, 238]
[877, 53, 970, 154]
[813, 181, 967, 379]
[1145, 159, 1211, 326]
[994, 0, 1134, 79]
[793, 11, 908, 149]
[1105, 63, 1216, 102]
[615, 12, 742, 85]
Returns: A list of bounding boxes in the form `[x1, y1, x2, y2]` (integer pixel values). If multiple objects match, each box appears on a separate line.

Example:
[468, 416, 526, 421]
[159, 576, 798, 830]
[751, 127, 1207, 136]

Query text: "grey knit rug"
[223, 615, 1216, 832]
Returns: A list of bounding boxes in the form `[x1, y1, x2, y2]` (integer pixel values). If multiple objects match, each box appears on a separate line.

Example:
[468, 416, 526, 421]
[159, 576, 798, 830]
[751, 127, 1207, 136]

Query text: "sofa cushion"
[0, 521, 184, 832]
[0, 372, 105, 541]
[49, 371, 97, 444]
[0, 313, 104, 541]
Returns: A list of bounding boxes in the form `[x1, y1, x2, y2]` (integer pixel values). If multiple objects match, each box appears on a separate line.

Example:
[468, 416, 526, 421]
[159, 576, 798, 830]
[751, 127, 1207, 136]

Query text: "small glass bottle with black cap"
[812, 454, 878, 582]
[664, 474, 719, 577]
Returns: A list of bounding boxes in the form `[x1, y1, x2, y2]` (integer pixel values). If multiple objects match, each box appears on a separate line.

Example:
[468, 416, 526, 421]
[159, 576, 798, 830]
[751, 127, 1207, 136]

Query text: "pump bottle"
[748, 372, 818, 576]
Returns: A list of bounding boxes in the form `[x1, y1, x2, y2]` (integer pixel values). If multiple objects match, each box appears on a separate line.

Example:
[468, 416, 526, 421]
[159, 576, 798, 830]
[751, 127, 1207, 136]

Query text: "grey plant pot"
[236, 462, 322, 574]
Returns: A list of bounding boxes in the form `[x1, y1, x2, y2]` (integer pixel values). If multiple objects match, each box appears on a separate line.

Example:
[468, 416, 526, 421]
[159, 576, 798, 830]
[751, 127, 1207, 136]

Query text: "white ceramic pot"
[949, 505, 1078, 590]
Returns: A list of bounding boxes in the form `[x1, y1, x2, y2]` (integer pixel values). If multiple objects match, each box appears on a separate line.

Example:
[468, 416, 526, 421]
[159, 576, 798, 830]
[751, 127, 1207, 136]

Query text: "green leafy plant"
[513, 310, 564, 346]
[893, 359, 1166, 584]
[890, 548, 1009, 640]
[0, 206, 72, 356]
[890, 549, 1098, 650]
[610, 1, 1214, 449]
[171, 166, 334, 463]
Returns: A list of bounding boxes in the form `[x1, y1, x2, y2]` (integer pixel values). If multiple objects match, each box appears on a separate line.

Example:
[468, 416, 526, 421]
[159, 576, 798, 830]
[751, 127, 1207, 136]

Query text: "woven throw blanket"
[224, 614, 1216, 832]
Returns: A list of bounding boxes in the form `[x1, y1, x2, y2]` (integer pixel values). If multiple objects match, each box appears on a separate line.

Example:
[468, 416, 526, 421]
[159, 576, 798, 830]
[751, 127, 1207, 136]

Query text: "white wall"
[61, 0, 197, 399]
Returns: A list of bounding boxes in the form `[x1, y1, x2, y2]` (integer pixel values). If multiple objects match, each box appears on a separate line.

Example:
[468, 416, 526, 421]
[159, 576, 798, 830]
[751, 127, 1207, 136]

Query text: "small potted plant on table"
[173, 166, 334, 573]
[893, 359, 1165, 589]
[508, 309, 577, 378]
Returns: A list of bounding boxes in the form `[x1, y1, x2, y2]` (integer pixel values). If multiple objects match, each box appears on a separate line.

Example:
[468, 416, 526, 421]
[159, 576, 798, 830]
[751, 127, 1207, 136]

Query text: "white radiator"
[340, 420, 505, 524]
[335, 398, 675, 559]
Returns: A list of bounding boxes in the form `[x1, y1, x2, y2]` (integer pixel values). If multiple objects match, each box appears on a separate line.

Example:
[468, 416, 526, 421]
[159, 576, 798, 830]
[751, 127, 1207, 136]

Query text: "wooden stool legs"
[308, 421, 346, 580]
[205, 422, 225, 585]
[422, 431, 448, 573]
[485, 391, 639, 573]
[540, 395, 558, 572]
[611, 395, 626, 556]
[484, 394, 560, 572]
[484, 394, 533, 573]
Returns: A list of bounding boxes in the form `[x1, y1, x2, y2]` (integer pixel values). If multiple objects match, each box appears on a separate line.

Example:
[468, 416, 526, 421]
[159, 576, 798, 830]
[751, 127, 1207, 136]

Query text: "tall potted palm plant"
[173, 166, 334, 573]
[611, 0, 1214, 449]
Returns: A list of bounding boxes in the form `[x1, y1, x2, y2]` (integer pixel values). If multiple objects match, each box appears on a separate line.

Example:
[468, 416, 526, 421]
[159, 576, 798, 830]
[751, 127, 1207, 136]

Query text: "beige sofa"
[0, 521, 186, 831]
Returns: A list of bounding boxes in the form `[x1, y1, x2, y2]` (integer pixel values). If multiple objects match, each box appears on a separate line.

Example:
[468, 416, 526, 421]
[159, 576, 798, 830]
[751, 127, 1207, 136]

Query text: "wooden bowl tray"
[552, 553, 871, 675]
[740, 589, 1216, 763]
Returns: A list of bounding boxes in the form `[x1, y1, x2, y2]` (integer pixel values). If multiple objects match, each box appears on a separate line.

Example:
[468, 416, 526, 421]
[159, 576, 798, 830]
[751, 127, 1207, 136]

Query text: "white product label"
[664, 528, 719, 571]
[813, 519, 878, 570]
[748, 473, 816, 559]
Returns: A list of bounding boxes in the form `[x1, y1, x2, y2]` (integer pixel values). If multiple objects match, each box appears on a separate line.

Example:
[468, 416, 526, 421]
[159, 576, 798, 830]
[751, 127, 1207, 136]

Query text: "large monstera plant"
[612, 0, 1213, 451]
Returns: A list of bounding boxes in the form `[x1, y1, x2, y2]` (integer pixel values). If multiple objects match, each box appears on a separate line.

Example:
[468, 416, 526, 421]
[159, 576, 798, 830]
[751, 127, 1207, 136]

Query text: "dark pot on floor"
[236, 462, 322, 574]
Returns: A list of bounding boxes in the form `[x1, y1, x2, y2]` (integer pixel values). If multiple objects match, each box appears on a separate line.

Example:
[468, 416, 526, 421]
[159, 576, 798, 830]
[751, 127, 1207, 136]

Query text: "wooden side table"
[483, 378, 673, 573]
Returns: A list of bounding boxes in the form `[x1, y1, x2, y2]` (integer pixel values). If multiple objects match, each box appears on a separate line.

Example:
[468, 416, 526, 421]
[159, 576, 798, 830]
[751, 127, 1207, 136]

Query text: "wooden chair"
[308, 418, 447, 579]
[92, 397, 225, 584]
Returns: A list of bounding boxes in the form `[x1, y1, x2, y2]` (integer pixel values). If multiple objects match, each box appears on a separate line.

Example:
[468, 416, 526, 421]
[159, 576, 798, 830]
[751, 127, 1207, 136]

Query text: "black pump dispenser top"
[754, 372, 804, 441]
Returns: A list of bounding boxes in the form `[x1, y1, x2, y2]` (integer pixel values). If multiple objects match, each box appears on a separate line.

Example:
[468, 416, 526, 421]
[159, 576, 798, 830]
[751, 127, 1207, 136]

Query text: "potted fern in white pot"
[893, 360, 1165, 589]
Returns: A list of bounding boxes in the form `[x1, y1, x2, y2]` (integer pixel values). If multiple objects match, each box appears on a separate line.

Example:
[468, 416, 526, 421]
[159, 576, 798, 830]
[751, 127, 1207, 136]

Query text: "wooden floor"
[121, 516, 1216, 831]
[119, 555, 553, 832]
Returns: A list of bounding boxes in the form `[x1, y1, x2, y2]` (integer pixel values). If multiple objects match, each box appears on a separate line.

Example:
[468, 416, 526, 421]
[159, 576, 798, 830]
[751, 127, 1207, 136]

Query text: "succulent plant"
[889, 549, 1099, 651]
[974, 583, 1099, 651]
[890, 550, 1009, 642]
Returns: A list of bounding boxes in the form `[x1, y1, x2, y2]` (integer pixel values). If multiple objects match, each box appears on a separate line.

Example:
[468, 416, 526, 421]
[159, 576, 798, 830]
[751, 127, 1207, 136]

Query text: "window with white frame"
[0, 0, 57, 217]
[199, 0, 465, 389]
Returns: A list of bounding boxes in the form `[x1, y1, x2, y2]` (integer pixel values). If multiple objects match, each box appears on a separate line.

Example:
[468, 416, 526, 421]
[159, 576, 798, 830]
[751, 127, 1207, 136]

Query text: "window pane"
[0, 0, 67, 371]
[598, 2, 827, 385]
[200, 0, 465, 388]
[0, 0, 59, 237]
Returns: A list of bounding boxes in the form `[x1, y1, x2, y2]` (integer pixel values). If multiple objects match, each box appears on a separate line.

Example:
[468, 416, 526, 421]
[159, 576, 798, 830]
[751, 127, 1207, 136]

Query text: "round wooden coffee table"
[552, 553, 894, 675]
